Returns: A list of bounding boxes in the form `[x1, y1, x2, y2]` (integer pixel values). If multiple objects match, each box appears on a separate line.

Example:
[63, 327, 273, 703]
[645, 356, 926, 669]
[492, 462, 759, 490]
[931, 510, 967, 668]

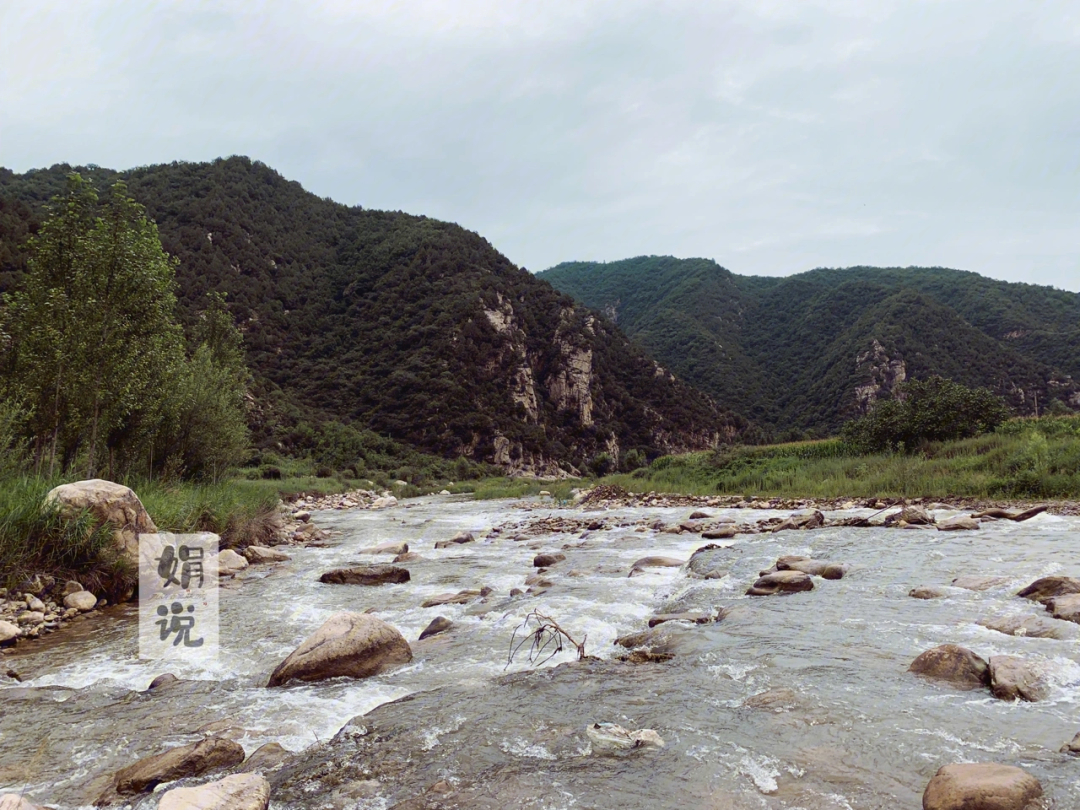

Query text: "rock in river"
[687, 544, 734, 579]
[533, 552, 566, 567]
[419, 616, 453, 640]
[319, 565, 410, 586]
[63, 590, 98, 612]
[242, 545, 291, 563]
[937, 516, 979, 531]
[0, 796, 47, 810]
[158, 773, 270, 810]
[1047, 593, 1080, 624]
[95, 737, 245, 804]
[908, 644, 989, 690]
[979, 614, 1072, 639]
[989, 655, 1049, 702]
[951, 575, 1008, 591]
[357, 541, 408, 556]
[628, 556, 684, 577]
[746, 570, 813, 596]
[909, 586, 947, 600]
[1016, 576, 1080, 604]
[922, 762, 1044, 810]
[267, 612, 412, 687]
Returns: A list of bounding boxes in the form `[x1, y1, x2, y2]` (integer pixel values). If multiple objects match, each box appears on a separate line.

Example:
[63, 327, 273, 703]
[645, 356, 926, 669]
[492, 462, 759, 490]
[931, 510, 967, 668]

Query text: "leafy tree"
[0, 175, 250, 480]
[841, 376, 1010, 453]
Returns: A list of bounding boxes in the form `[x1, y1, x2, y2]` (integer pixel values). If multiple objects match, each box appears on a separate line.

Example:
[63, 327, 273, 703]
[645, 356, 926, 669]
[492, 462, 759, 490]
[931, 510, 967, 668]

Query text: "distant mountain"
[0, 160, 747, 474]
[539, 257, 1080, 437]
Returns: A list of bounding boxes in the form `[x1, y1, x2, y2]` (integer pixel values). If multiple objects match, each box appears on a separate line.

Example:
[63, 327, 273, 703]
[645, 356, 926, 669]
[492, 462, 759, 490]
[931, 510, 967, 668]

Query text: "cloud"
[1, 0, 1078, 290]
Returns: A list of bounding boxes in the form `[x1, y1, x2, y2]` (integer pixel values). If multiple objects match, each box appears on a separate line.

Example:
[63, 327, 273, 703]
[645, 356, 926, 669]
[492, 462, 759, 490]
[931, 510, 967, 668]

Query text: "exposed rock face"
[95, 737, 245, 804]
[267, 613, 412, 687]
[318, 565, 410, 586]
[908, 645, 989, 690]
[547, 309, 595, 427]
[853, 339, 907, 414]
[746, 570, 814, 596]
[921, 762, 1044, 810]
[989, 655, 1049, 702]
[1017, 576, 1080, 604]
[157, 774, 270, 810]
[45, 479, 157, 562]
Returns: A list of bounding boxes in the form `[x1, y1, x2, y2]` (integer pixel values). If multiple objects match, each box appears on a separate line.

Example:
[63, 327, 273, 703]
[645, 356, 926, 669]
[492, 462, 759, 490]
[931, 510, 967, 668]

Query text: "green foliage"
[0, 161, 742, 474]
[603, 420, 1080, 500]
[0, 175, 252, 481]
[540, 258, 1080, 436]
[841, 377, 1010, 452]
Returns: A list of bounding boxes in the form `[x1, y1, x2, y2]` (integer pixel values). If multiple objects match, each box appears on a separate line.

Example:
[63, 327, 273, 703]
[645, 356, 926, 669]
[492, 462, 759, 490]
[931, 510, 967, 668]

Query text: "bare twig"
[506, 610, 587, 669]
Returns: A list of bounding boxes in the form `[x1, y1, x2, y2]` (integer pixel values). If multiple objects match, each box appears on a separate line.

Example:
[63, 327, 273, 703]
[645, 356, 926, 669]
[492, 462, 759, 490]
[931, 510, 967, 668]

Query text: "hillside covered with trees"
[0, 160, 745, 476]
[540, 257, 1080, 438]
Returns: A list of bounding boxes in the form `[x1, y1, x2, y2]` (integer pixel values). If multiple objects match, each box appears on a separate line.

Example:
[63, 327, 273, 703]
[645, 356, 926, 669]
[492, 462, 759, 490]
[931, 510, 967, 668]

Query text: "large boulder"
[989, 655, 1049, 702]
[267, 612, 412, 687]
[318, 565, 410, 586]
[746, 570, 814, 596]
[1046, 593, 1080, 624]
[215, 549, 248, 576]
[908, 645, 990, 690]
[158, 774, 270, 810]
[0, 620, 20, 644]
[1017, 576, 1080, 605]
[95, 737, 245, 804]
[418, 616, 453, 640]
[922, 762, 1044, 810]
[45, 479, 157, 561]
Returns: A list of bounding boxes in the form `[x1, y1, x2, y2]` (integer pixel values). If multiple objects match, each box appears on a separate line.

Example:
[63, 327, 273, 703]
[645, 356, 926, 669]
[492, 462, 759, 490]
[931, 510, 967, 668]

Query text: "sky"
[1, 0, 1078, 291]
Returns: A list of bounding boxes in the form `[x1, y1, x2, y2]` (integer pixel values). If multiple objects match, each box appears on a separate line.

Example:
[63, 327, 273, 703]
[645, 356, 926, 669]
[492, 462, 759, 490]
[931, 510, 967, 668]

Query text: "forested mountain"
[540, 257, 1080, 437]
[0, 160, 746, 474]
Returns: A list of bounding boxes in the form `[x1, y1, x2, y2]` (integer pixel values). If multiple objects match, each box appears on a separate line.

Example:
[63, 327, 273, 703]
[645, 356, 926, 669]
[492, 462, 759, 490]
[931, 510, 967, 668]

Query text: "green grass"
[450, 477, 579, 502]
[605, 417, 1080, 500]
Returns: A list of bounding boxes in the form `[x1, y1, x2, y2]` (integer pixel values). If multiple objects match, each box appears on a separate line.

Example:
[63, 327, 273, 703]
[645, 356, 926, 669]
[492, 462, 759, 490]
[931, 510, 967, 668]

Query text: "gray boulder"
[989, 655, 1049, 702]
[908, 644, 989, 690]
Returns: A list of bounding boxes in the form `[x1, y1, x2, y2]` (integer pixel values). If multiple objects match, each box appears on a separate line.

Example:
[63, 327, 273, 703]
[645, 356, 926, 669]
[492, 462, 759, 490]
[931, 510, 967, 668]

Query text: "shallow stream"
[1, 497, 1078, 808]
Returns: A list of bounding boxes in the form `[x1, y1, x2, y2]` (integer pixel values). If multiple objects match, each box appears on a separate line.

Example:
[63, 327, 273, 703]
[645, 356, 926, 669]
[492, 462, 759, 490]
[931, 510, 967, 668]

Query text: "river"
[1, 496, 1078, 808]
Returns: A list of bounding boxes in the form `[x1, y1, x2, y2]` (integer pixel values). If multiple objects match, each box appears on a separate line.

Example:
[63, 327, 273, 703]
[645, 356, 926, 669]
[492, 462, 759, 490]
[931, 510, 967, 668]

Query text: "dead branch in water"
[506, 610, 587, 668]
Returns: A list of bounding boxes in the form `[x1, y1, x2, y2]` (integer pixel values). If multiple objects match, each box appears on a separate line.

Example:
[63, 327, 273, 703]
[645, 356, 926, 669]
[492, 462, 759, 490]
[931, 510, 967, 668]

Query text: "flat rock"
[746, 570, 814, 596]
[908, 644, 989, 690]
[628, 556, 684, 577]
[937, 516, 979, 531]
[242, 545, 291, 563]
[357, 541, 408, 556]
[1017, 575, 1080, 604]
[886, 505, 934, 526]
[742, 688, 799, 711]
[647, 612, 714, 628]
[393, 552, 421, 563]
[922, 762, 1043, 810]
[158, 773, 270, 810]
[1046, 593, 1080, 624]
[701, 525, 737, 539]
[319, 565, 410, 586]
[421, 589, 482, 608]
[909, 586, 948, 600]
[95, 737, 245, 804]
[533, 552, 565, 567]
[267, 612, 412, 687]
[418, 616, 453, 640]
[989, 655, 1049, 702]
[951, 575, 1008, 591]
[775, 556, 845, 578]
[979, 614, 1072, 639]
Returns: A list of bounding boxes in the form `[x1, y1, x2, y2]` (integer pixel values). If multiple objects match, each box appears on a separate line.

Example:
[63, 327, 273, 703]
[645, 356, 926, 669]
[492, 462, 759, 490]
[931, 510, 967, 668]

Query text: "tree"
[841, 376, 1010, 453]
[0, 174, 249, 479]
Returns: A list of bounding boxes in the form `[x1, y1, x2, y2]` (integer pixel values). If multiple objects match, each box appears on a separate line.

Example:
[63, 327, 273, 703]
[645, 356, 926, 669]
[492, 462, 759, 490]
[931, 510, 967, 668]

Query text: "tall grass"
[606, 418, 1080, 500]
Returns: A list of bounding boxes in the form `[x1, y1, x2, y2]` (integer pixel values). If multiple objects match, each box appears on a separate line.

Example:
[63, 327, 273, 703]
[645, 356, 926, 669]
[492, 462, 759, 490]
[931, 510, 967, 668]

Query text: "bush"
[842, 376, 1010, 453]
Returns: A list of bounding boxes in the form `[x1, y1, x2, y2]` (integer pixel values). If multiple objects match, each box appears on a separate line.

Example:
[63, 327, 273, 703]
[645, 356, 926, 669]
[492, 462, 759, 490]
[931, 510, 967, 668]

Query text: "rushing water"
[1, 496, 1079, 808]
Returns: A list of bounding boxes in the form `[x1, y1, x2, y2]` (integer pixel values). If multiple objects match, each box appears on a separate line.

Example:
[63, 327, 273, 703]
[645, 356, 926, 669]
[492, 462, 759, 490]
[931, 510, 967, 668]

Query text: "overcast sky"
[1, 0, 1078, 290]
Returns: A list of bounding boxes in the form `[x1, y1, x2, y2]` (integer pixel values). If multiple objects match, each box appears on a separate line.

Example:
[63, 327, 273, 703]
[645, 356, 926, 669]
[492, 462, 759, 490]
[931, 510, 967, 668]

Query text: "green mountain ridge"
[539, 257, 1080, 437]
[0, 159, 746, 474]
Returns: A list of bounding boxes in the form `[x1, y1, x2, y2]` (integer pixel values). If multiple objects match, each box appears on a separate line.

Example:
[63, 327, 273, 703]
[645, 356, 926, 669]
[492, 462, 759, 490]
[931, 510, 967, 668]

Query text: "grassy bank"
[603, 415, 1080, 500]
